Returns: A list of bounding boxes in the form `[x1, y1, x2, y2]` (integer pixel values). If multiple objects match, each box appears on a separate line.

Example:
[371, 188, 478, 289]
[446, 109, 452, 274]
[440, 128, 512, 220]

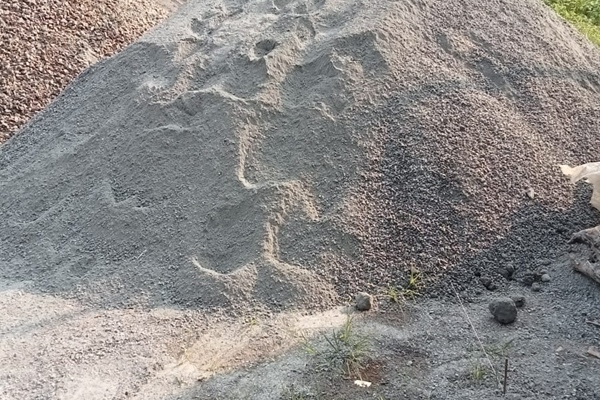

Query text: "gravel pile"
[2, 0, 600, 311]
[0, 0, 172, 142]
[329, 0, 600, 298]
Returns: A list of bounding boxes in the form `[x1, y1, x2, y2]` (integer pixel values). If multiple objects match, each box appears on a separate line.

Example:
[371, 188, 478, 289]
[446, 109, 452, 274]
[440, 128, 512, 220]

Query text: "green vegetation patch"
[544, 0, 600, 46]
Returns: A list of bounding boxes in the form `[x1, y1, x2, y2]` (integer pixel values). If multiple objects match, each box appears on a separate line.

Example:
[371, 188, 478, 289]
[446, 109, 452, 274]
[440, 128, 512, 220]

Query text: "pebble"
[355, 292, 373, 311]
[532, 282, 541, 292]
[521, 274, 535, 287]
[489, 297, 517, 324]
[480, 276, 497, 290]
[511, 295, 525, 308]
[526, 187, 535, 199]
[541, 274, 551, 282]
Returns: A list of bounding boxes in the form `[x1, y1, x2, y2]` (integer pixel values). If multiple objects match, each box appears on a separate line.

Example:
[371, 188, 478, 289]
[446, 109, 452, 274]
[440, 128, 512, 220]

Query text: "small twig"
[503, 358, 508, 395]
[586, 320, 600, 328]
[587, 346, 600, 360]
[136, 249, 147, 260]
[449, 281, 500, 387]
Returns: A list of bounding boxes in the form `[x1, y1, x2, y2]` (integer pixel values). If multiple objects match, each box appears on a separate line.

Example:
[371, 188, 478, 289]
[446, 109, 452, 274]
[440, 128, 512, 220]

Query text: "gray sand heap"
[2, 0, 600, 310]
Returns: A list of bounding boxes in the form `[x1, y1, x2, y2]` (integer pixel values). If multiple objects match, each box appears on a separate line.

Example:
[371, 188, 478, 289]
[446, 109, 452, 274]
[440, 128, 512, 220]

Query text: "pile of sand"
[2, 0, 600, 311]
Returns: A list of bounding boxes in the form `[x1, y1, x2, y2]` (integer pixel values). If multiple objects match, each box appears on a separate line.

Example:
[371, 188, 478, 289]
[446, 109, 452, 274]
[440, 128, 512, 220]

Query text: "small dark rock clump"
[499, 264, 515, 280]
[521, 273, 535, 287]
[480, 276, 497, 291]
[489, 297, 517, 324]
[511, 295, 526, 308]
[355, 292, 373, 311]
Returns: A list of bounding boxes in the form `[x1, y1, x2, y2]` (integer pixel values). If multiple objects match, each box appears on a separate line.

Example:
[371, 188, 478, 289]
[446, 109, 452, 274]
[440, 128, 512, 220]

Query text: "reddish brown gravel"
[0, 0, 173, 142]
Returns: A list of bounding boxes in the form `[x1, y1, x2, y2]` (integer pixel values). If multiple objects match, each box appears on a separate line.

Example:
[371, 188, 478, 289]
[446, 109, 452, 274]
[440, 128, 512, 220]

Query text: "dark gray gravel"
[329, 0, 600, 300]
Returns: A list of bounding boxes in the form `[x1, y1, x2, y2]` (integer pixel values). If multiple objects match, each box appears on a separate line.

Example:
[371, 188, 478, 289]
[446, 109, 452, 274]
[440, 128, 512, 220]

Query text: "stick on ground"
[571, 260, 600, 286]
[587, 320, 600, 328]
[503, 358, 508, 395]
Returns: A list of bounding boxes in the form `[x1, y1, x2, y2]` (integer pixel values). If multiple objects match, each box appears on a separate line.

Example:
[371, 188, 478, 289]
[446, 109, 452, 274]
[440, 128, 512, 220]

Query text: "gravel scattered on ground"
[2, 0, 600, 398]
[0, 0, 175, 142]
[3, 0, 600, 311]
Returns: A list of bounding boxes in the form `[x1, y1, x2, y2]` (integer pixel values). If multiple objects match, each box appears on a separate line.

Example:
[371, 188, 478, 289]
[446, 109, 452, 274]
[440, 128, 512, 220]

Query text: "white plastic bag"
[560, 162, 600, 211]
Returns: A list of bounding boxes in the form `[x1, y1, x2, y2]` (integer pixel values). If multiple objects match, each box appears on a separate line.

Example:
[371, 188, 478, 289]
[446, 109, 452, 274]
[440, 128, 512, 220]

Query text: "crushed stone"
[0, 0, 176, 142]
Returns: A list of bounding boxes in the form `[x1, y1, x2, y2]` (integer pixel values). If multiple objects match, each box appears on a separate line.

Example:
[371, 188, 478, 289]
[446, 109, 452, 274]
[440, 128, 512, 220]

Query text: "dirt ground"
[2, 248, 600, 399]
[198, 251, 600, 400]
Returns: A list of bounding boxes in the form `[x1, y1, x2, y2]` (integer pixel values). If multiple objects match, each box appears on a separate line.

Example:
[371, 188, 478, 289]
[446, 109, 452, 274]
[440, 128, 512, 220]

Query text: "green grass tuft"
[386, 286, 400, 303]
[401, 269, 423, 299]
[545, 0, 600, 46]
[470, 361, 488, 383]
[306, 316, 371, 379]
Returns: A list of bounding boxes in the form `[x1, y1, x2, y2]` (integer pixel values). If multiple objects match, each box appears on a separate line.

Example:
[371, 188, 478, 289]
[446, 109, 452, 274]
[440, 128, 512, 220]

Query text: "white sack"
[561, 162, 600, 211]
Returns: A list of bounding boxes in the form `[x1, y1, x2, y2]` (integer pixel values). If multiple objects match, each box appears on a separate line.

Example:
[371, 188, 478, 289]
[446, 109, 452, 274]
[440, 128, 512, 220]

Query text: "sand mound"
[2, 0, 600, 310]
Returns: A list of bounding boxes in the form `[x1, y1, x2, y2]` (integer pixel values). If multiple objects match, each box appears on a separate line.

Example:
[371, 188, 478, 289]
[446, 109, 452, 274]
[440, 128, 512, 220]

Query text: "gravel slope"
[329, 0, 600, 298]
[0, 0, 177, 142]
[2, 0, 600, 310]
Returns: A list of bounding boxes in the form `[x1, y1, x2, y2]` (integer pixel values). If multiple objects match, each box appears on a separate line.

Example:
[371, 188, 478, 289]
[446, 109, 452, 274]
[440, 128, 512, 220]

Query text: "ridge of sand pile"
[2, 0, 600, 310]
[0, 0, 178, 142]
